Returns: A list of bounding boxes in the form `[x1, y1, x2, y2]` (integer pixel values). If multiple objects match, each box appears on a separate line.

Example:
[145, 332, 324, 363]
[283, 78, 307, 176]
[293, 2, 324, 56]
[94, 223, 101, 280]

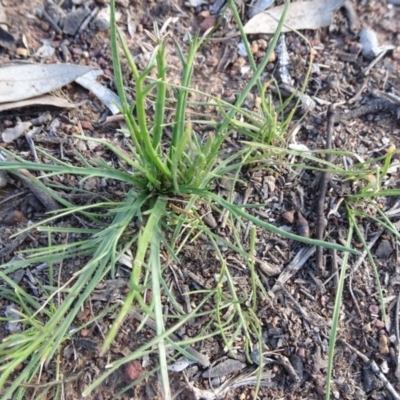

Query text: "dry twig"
[315, 105, 336, 269]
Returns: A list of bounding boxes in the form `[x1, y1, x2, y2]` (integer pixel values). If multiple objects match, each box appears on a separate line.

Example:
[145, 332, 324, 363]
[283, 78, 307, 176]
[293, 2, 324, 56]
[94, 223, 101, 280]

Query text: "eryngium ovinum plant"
[0, 0, 356, 398]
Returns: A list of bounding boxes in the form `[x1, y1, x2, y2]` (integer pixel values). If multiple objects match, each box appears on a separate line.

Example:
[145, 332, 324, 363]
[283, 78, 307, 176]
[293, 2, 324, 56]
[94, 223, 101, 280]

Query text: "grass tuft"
[0, 0, 398, 398]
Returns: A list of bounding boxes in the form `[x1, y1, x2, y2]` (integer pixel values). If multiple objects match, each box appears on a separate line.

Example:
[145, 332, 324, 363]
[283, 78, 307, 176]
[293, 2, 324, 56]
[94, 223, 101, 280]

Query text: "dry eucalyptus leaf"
[244, 0, 345, 34]
[0, 63, 93, 103]
[75, 70, 121, 115]
[248, 0, 275, 19]
[0, 95, 80, 112]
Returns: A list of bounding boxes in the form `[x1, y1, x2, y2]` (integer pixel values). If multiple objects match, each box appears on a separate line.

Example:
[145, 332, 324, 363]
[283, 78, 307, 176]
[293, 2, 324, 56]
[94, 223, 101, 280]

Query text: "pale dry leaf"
[288, 143, 312, 153]
[0, 63, 93, 103]
[248, 0, 274, 18]
[244, 0, 345, 34]
[359, 29, 395, 59]
[0, 95, 81, 112]
[75, 70, 121, 115]
[127, 8, 137, 38]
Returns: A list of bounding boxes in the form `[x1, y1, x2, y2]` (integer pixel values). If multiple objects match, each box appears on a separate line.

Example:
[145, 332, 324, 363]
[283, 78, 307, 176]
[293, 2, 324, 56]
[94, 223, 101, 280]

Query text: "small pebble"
[125, 360, 144, 381]
[281, 210, 295, 223]
[80, 120, 93, 130]
[16, 47, 29, 58]
[0, 171, 9, 188]
[3, 210, 27, 225]
[80, 328, 90, 337]
[296, 211, 310, 237]
[378, 333, 389, 355]
[198, 10, 210, 17]
[250, 42, 259, 54]
[369, 304, 379, 314]
[199, 15, 217, 32]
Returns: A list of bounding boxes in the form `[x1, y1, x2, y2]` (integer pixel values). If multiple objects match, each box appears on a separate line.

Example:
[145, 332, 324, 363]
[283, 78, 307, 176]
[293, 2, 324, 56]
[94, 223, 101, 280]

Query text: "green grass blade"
[325, 206, 354, 399]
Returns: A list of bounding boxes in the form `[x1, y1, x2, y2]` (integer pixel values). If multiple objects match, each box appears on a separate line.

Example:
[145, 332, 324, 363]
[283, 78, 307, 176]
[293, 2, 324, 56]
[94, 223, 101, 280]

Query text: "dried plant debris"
[0, 95, 81, 112]
[167, 357, 198, 372]
[244, 0, 345, 34]
[248, 0, 275, 18]
[0, 63, 92, 103]
[274, 83, 316, 114]
[4, 304, 21, 334]
[276, 34, 291, 85]
[191, 368, 275, 400]
[75, 70, 121, 114]
[336, 98, 400, 122]
[359, 29, 395, 59]
[202, 359, 246, 379]
[271, 246, 316, 293]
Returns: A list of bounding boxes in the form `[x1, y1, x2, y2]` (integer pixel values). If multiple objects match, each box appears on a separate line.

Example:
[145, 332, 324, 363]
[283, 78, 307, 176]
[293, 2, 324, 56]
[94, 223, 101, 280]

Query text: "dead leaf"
[75, 70, 121, 115]
[0, 63, 93, 103]
[0, 94, 81, 112]
[244, 0, 345, 34]
[248, 0, 275, 19]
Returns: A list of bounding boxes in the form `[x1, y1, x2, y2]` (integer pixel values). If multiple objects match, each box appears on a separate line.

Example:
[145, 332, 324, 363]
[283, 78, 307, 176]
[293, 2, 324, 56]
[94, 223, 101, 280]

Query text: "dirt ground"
[1, 0, 400, 399]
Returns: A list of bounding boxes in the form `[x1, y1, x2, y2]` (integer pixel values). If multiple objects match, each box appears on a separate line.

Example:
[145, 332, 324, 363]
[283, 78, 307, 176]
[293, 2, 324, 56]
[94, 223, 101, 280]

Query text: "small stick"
[330, 249, 338, 291]
[336, 338, 370, 363]
[395, 292, 400, 382]
[34, 6, 62, 34]
[370, 361, 400, 400]
[271, 246, 316, 293]
[343, 0, 359, 32]
[336, 99, 399, 122]
[334, 338, 400, 398]
[315, 105, 336, 269]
